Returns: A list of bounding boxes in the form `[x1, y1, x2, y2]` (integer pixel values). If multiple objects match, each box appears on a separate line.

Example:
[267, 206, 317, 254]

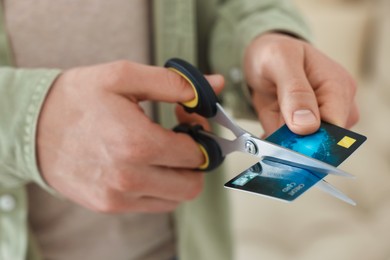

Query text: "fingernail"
[293, 110, 316, 125]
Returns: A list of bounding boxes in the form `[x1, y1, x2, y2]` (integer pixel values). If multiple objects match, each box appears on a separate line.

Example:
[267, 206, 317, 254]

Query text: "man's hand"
[37, 61, 224, 213]
[244, 33, 359, 136]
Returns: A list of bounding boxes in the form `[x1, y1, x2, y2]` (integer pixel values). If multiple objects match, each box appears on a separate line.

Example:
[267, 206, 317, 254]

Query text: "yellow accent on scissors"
[198, 144, 210, 170]
[169, 68, 199, 108]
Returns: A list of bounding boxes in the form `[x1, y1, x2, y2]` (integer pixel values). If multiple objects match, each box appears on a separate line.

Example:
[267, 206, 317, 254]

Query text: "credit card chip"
[337, 136, 356, 148]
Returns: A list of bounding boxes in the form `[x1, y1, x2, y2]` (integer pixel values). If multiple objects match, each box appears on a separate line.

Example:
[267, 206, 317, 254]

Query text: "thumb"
[113, 61, 224, 104]
[276, 68, 321, 135]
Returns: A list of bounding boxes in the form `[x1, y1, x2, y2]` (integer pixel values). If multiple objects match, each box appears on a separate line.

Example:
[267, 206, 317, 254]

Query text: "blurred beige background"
[226, 0, 390, 259]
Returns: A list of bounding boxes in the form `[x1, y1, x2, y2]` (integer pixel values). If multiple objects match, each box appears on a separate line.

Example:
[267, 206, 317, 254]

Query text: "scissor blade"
[252, 138, 354, 178]
[315, 180, 356, 206]
[211, 104, 247, 137]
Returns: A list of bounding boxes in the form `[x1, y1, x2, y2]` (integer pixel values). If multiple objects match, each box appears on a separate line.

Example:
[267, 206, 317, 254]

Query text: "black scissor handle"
[164, 58, 218, 118]
[173, 124, 225, 171]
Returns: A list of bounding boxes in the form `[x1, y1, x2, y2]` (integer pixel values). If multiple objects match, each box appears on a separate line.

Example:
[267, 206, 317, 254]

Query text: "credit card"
[224, 121, 367, 202]
[225, 160, 325, 202]
[265, 121, 367, 167]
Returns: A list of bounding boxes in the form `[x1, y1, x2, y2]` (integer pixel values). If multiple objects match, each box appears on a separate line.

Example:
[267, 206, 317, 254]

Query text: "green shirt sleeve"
[0, 68, 61, 191]
[210, 0, 312, 118]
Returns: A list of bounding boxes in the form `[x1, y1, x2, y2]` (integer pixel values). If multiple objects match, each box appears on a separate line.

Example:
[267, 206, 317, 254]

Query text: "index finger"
[106, 61, 224, 104]
[304, 46, 358, 128]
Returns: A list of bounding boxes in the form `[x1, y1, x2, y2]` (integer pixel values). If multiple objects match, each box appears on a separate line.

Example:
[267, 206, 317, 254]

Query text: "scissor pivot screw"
[245, 140, 258, 155]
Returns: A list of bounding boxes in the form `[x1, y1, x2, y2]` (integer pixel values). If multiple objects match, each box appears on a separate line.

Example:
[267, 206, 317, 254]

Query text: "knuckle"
[261, 39, 295, 61]
[326, 76, 357, 100]
[111, 60, 133, 73]
[327, 64, 357, 96]
[112, 169, 145, 192]
[267, 40, 289, 53]
[115, 136, 157, 164]
[101, 60, 132, 88]
[125, 143, 156, 164]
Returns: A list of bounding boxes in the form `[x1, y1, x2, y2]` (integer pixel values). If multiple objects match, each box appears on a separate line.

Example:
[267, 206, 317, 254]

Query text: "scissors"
[165, 58, 356, 205]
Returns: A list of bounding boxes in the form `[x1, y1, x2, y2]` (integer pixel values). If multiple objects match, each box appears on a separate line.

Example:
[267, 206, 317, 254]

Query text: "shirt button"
[229, 67, 243, 84]
[0, 194, 16, 212]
